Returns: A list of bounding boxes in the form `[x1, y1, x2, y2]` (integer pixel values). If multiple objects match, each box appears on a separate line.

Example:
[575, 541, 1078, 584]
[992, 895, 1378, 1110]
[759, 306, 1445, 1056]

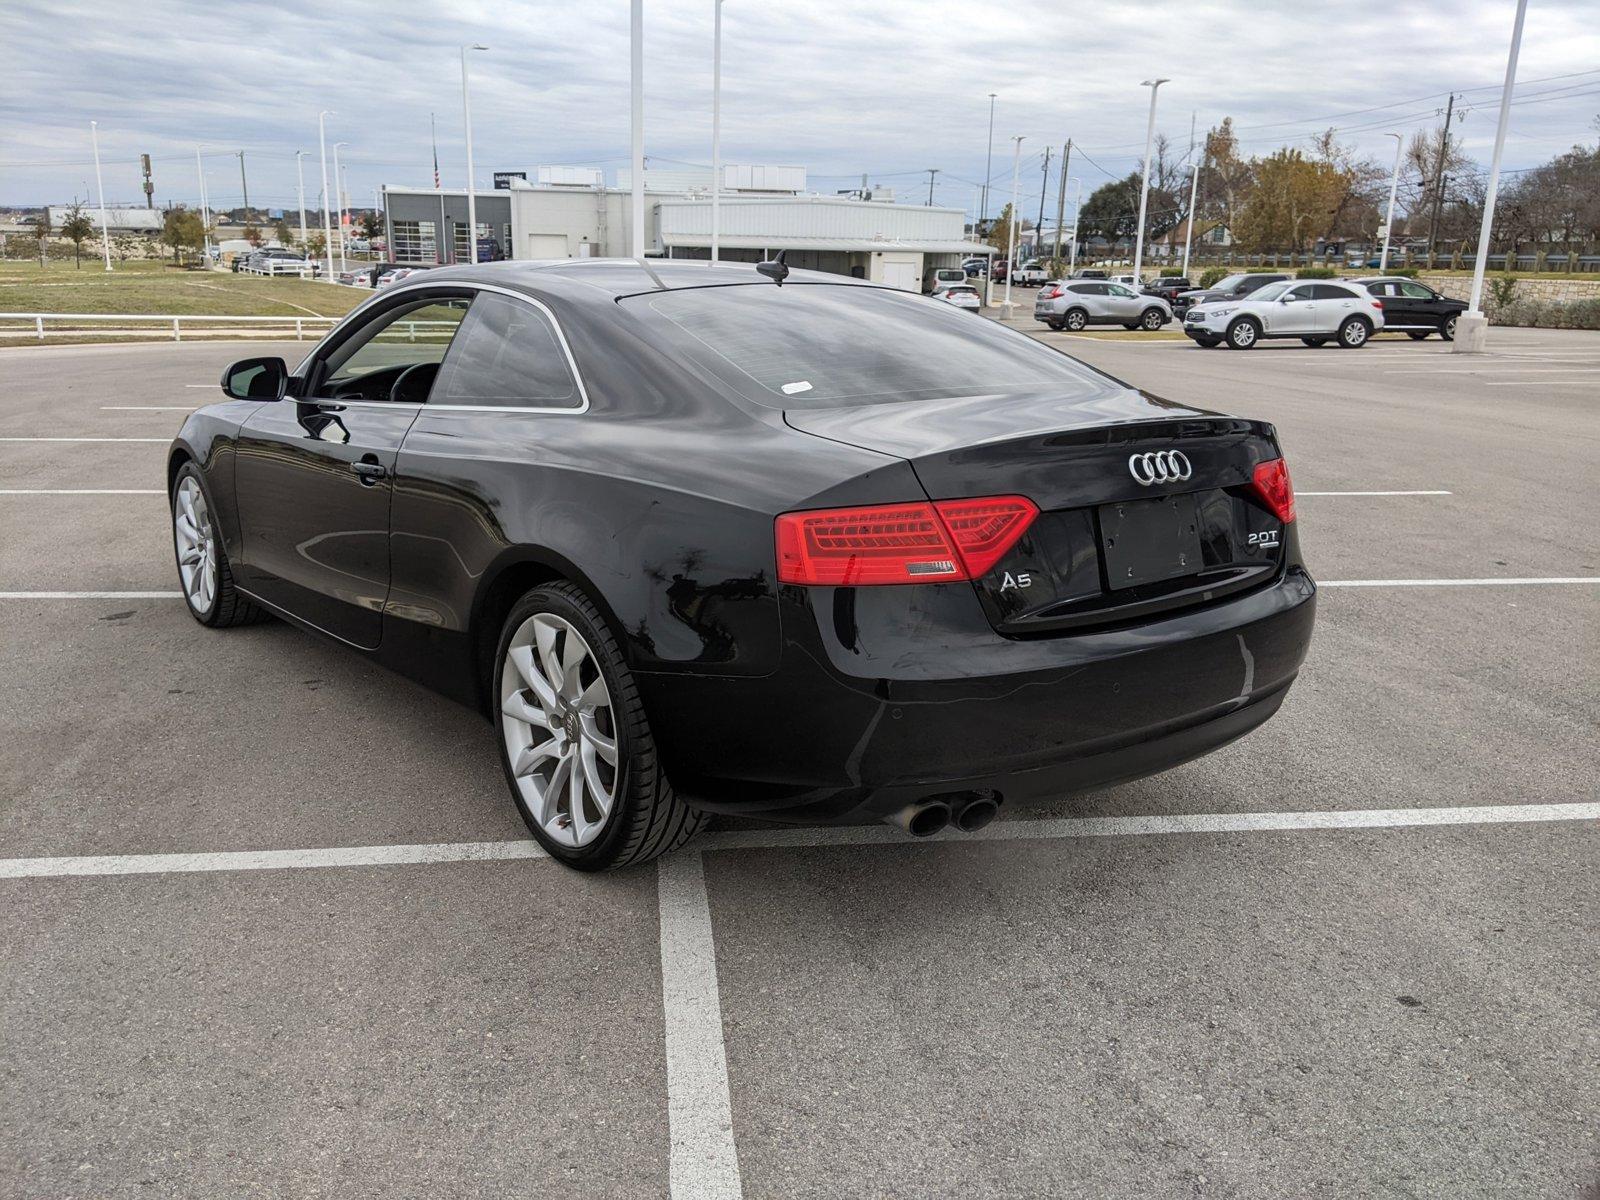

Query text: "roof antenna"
[756, 249, 789, 286]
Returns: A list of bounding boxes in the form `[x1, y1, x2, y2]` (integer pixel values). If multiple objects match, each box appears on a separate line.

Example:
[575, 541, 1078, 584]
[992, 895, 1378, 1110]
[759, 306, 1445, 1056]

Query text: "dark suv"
[1174, 272, 1290, 314]
[1142, 276, 1193, 303]
[1354, 277, 1467, 341]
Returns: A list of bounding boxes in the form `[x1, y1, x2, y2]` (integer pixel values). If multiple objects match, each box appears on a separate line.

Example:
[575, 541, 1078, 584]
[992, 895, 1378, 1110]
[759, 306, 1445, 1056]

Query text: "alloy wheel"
[1343, 319, 1368, 346]
[500, 612, 619, 848]
[173, 476, 217, 614]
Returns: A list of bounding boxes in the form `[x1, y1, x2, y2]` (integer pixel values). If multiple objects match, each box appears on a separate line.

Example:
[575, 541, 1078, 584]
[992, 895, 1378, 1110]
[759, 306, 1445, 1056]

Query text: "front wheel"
[1226, 318, 1260, 350]
[1046, 320, 1064, 331]
[1193, 335, 1221, 348]
[493, 582, 706, 871]
[1301, 337, 1330, 347]
[1140, 307, 1165, 331]
[1440, 314, 1458, 342]
[1337, 317, 1372, 348]
[171, 463, 267, 628]
[1407, 331, 1430, 341]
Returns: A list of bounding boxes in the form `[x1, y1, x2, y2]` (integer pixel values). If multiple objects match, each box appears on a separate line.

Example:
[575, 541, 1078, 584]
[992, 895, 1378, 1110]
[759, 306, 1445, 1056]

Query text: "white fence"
[0, 313, 343, 342]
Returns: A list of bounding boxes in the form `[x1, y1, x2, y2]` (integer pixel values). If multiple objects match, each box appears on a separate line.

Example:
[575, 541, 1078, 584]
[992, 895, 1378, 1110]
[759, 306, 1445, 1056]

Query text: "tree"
[1079, 173, 1180, 246]
[1234, 149, 1348, 253]
[273, 216, 294, 246]
[359, 210, 382, 239]
[243, 224, 264, 248]
[30, 211, 50, 268]
[305, 230, 327, 259]
[160, 205, 206, 265]
[986, 203, 1022, 254]
[59, 201, 94, 269]
[1199, 117, 1254, 236]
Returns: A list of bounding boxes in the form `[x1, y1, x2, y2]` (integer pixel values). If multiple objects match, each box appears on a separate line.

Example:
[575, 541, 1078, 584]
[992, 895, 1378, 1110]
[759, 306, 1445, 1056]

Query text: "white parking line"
[0, 839, 547, 880]
[102, 405, 195, 410]
[0, 437, 168, 443]
[0, 591, 182, 599]
[658, 852, 743, 1200]
[0, 489, 164, 495]
[1298, 490, 1451, 496]
[1319, 577, 1596, 588]
[1484, 379, 1598, 387]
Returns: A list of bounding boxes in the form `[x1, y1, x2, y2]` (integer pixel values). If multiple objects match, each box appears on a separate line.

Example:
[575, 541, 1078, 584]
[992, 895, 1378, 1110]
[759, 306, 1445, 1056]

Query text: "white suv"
[1183, 280, 1385, 349]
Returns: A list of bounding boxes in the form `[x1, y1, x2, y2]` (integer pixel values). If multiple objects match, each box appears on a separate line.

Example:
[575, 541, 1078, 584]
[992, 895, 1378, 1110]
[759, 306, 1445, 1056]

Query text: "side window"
[1108, 284, 1136, 297]
[317, 297, 471, 402]
[1287, 286, 1317, 301]
[1311, 284, 1352, 300]
[430, 291, 582, 410]
[1367, 282, 1396, 297]
[1399, 281, 1434, 299]
[1081, 283, 1110, 295]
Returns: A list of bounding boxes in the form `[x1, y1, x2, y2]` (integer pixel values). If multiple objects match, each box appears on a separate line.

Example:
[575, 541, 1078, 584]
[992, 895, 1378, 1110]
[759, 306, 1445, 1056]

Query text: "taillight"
[1248, 458, 1295, 524]
[1044, 286, 1062, 299]
[776, 495, 1039, 585]
[1372, 299, 1384, 310]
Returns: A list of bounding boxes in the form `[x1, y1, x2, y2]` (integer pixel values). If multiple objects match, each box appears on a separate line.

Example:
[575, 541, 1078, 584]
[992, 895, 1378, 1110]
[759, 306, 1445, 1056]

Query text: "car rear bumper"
[638, 565, 1316, 824]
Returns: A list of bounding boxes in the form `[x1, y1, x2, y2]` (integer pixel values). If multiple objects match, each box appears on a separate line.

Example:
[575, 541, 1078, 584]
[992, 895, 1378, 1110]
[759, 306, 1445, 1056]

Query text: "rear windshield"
[629, 283, 1098, 409]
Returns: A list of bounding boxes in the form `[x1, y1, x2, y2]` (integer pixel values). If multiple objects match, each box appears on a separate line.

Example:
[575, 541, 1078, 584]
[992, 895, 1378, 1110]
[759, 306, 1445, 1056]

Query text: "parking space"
[2, 334, 1596, 1197]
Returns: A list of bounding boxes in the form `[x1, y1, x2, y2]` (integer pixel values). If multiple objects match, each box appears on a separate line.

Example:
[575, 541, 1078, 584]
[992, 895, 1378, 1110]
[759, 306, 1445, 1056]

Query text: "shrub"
[1489, 274, 1518, 309]
[1295, 267, 1338, 279]
[1383, 267, 1420, 278]
[1199, 267, 1229, 288]
[1495, 297, 1600, 330]
[1245, 266, 1280, 273]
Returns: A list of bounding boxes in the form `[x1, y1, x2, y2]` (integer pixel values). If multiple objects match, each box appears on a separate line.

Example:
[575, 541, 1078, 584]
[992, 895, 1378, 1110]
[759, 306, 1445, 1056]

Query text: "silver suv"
[1183, 280, 1385, 349]
[1034, 280, 1172, 332]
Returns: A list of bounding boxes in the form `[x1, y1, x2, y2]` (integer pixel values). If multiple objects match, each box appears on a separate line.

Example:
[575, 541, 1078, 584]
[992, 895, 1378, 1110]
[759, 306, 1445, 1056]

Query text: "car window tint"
[1287, 286, 1317, 301]
[1108, 284, 1136, 297]
[430, 291, 580, 409]
[635, 283, 1102, 410]
[1308, 284, 1347, 300]
[1399, 281, 1434, 299]
[1253, 283, 1292, 301]
[322, 298, 471, 391]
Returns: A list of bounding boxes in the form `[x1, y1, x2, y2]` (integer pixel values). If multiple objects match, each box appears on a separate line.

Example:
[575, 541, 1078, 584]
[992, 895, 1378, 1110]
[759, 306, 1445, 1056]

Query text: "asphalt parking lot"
[2, 330, 1597, 1198]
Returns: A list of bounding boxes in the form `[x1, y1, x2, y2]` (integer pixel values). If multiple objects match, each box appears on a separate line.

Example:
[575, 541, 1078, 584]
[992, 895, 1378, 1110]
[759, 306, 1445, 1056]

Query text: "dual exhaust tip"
[884, 792, 1001, 838]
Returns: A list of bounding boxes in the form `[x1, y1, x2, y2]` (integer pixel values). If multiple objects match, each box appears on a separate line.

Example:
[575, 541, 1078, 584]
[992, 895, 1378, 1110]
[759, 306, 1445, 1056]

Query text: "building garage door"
[526, 234, 570, 260]
[881, 258, 919, 292]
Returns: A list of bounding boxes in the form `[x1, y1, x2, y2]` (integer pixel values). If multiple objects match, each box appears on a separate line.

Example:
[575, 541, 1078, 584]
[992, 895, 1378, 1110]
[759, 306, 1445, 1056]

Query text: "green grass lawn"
[0, 259, 365, 319]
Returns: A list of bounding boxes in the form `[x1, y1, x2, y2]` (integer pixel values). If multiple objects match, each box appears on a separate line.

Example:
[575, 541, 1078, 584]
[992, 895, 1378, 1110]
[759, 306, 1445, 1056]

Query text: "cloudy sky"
[2, 0, 1597, 215]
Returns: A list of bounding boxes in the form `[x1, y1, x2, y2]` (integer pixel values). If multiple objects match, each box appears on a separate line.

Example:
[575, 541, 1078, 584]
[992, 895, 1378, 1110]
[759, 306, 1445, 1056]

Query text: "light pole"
[195, 147, 213, 263]
[1003, 135, 1023, 315]
[711, 0, 724, 264]
[333, 141, 349, 271]
[630, 0, 645, 258]
[294, 150, 309, 249]
[317, 110, 335, 281]
[1130, 78, 1169, 285]
[89, 121, 112, 271]
[980, 93, 996, 229]
[461, 44, 489, 265]
[1379, 133, 1403, 273]
[1181, 157, 1202, 280]
[1457, 0, 1528, 353]
[1063, 177, 1084, 274]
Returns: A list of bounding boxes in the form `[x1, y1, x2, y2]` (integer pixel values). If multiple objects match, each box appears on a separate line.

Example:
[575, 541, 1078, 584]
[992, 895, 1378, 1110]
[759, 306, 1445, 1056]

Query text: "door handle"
[352, 459, 387, 485]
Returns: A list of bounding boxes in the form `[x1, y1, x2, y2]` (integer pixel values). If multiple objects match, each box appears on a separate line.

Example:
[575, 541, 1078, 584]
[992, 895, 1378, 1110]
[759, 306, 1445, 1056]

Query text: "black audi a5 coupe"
[169, 259, 1315, 870]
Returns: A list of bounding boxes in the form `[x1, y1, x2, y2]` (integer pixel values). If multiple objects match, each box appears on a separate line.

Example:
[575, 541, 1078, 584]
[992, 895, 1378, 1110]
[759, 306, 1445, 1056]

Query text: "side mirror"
[1278, 295, 1294, 304]
[221, 357, 289, 401]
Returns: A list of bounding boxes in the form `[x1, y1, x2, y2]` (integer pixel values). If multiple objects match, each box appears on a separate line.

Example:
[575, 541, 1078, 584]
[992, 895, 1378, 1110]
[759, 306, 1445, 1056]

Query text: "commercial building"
[381, 164, 986, 290]
[46, 206, 162, 233]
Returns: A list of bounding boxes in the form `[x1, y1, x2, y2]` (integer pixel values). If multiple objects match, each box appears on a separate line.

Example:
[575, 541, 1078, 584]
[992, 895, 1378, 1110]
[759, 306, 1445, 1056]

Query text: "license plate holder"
[1099, 494, 1203, 590]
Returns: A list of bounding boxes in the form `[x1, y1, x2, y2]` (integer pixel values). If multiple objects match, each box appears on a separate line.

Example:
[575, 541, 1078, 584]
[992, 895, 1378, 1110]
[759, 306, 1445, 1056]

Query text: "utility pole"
[1034, 145, 1051, 260]
[1053, 139, 1072, 261]
[926, 168, 939, 205]
[238, 151, 250, 220]
[980, 93, 996, 229]
[1427, 93, 1456, 258]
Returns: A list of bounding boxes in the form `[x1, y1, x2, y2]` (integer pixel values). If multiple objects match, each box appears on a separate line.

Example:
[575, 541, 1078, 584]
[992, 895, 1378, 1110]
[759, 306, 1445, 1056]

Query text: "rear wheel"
[1440, 314, 1458, 341]
[1301, 337, 1330, 347]
[1194, 335, 1221, 349]
[493, 582, 705, 871]
[1140, 307, 1165, 331]
[1046, 320, 1064, 331]
[1226, 318, 1260, 350]
[1407, 331, 1430, 341]
[1337, 316, 1372, 348]
[1063, 309, 1088, 331]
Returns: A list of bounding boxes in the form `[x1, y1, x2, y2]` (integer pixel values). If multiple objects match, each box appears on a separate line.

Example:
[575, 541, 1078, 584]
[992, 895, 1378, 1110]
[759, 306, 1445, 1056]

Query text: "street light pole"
[711, 0, 724, 264]
[295, 150, 309, 249]
[89, 121, 113, 271]
[317, 110, 335, 281]
[461, 44, 489, 265]
[1457, 0, 1528, 353]
[333, 141, 349, 271]
[1181, 157, 1202, 280]
[1131, 78, 1169, 285]
[926, 168, 940, 206]
[1003, 135, 1023, 315]
[630, 0, 645, 259]
[195, 147, 212, 263]
[1379, 132, 1403, 273]
[980, 93, 996, 229]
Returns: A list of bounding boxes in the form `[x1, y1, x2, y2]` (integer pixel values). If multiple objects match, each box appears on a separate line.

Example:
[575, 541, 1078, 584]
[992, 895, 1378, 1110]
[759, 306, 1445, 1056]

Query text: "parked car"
[250, 249, 318, 277]
[924, 266, 969, 293]
[1182, 279, 1384, 349]
[961, 258, 988, 278]
[990, 259, 1010, 282]
[1070, 268, 1108, 280]
[933, 283, 983, 312]
[1173, 272, 1290, 315]
[170, 260, 1313, 869]
[1034, 280, 1172, 331]
[369, 262, 427, 288]
[1354, 276, 1466, 340]
[1109, 274, 1142, 287]
[1012, 260, 1050, 287]
[1142, 277, 1193, 304]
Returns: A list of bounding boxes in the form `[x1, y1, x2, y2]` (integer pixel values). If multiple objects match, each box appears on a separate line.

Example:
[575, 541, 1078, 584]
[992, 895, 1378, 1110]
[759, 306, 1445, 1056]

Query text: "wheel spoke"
[567, 748, 590, 841]
[579, 741, 613, 815]
[534, 617, 566, 696]
[179, 545, 202, 567]
[175, 515, 198, 545]
[581, 714, 617, 766]
[512, 738, 561, 778]
[537, 752, 572, 829]
[509, 644, 559, 712]
[559, 635, 587, 702]
[576, 675, 607, 710]
[501, 689, 551, 729]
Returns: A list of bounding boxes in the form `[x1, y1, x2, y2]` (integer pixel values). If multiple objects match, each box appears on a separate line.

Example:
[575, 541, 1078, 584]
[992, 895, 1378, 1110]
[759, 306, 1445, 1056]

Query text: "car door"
[232, 292, 471, 647]
[1079, 283, 1113, 322]
[1267, 284, 1318, 335]
[1312, 283, 1363, 333]
[1397, 280, 1444, 329]
[1104, 283, 1141, 322]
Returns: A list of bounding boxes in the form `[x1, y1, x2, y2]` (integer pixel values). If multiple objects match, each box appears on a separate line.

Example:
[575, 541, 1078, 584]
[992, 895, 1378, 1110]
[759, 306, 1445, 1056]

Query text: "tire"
[1337, 316, 1372, 349]
[1194, 336, 1221, 349]
[1047, 320, 1064, 331]
[1122, 323, 1139, 331]
[1407, 331, 1430, 341]
[1063, 309, 1088, 331]
[1440, 314, 1457, 342]
[492, 581, 706, 871]
[1140, 307, 1165, 331]
[1226, 318, 1260, 350]
[1301, 337, 1330, 347]
[170, 462, 268, 628]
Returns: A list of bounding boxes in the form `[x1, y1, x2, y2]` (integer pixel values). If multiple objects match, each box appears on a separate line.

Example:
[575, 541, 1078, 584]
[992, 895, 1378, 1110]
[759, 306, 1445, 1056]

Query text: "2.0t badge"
[1128, 450, 1193, 486]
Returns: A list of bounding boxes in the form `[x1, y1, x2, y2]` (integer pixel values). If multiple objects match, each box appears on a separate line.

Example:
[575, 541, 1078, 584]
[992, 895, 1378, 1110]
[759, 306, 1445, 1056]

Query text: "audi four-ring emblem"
[1127, 450, 1193, 486]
